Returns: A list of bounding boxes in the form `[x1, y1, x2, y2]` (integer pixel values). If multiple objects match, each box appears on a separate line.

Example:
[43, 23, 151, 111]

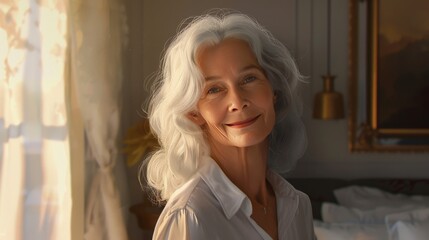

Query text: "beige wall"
[291, 0, 429, 179]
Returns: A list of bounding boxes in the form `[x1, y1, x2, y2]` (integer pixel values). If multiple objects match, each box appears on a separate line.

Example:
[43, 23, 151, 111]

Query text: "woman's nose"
[228, 87, 249, 112]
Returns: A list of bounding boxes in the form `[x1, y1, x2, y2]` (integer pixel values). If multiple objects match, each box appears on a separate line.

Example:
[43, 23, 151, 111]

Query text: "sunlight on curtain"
[0, 1, 71, 240]
[69, 0, 129, 239]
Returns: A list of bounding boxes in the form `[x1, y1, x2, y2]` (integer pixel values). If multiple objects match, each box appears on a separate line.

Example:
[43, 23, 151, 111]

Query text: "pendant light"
[313, 0, 344, 119]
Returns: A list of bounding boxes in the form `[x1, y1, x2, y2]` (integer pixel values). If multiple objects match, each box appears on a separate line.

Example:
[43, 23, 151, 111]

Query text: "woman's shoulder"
[268, 171, 312, 210]
[269, 171, 309, 197]
[153, 176, 227, 239]
[162, 176, 202, 212]
[159, 173, 224, 216]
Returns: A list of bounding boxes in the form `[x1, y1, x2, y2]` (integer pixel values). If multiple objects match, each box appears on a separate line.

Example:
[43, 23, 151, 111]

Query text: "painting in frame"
[349, 0, 429, 151]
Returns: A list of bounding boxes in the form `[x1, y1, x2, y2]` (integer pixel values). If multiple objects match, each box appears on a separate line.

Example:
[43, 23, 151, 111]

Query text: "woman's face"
[194, 38, 276, 148]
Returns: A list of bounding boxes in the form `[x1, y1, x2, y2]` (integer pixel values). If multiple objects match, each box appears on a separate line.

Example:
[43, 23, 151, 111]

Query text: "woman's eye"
[243, 76, 257, 84]
[207, 87, 221, 94]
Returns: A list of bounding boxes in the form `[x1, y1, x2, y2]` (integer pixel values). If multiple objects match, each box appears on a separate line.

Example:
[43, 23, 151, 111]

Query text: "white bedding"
[314, 185, 429, 240]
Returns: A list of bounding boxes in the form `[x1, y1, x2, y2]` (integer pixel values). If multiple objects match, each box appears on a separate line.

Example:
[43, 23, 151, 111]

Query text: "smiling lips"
[225, 115, 261, 128]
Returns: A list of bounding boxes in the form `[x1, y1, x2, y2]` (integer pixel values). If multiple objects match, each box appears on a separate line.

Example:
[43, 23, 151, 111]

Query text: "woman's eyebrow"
[204, 64, 262, 81]
[204, 76, 221, 81]
[240, 64, 263, 72]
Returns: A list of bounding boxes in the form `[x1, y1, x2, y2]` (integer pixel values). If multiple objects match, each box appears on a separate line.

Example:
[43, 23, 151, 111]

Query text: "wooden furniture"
[130, 200, 163, 231]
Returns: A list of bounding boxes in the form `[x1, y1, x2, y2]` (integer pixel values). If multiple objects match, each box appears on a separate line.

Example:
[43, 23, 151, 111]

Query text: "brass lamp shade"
[313, 74, 344, 119]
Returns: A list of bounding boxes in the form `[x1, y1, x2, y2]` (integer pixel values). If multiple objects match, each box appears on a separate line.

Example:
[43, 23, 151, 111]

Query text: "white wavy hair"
[142, 11, 307, 202]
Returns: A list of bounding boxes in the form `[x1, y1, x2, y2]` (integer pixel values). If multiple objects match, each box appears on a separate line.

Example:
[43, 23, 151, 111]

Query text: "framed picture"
[349, 0, 429, 151]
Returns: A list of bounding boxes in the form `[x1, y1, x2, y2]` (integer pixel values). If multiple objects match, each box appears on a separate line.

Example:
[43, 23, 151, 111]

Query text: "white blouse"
[152, 159, 316, 240]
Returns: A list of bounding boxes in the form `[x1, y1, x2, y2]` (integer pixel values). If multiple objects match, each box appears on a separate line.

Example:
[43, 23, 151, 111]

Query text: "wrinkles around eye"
[242, 75, 257, 84]
[207, 87, 222, 94]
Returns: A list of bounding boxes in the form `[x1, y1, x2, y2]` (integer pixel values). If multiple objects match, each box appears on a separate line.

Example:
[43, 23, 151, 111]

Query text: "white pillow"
[386, 208, 429, 240]
[387, 221, 429, 240]
[386, 207, 429, 224]
[334, 185, 429, 210]
[321, 202, 424, 224]
[313, 220, 388, 240]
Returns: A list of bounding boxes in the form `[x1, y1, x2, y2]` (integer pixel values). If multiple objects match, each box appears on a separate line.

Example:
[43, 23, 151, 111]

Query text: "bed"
[288, 178, 429, 240]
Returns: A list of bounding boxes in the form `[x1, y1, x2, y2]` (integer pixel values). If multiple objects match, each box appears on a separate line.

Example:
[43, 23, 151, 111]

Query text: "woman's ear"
[187, 111, 206, 126]
[273, 91, 278, 104]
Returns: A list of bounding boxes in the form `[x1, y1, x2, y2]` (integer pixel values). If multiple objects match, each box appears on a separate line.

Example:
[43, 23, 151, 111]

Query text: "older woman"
[143, 11, 315, 240]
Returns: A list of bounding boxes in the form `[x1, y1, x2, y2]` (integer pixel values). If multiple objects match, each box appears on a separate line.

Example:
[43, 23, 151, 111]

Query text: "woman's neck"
[209, 139, 270, 204]
[209, 138, 278, 239]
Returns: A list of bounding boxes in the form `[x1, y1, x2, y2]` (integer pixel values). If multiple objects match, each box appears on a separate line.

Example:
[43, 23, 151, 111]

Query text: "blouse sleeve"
[152, 208, 206, 240]
[300, 192, 317, 240]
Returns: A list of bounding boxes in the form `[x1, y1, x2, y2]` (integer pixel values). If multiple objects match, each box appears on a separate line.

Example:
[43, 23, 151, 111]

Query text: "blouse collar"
[199, 158, 249, 219]
[199, 158, 300, 221]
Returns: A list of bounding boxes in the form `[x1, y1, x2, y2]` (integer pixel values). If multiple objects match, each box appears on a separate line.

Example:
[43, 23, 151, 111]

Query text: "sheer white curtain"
[0, 0, 128, 239]
[69, 0, 129, 239]
[0, 1, 71, 239]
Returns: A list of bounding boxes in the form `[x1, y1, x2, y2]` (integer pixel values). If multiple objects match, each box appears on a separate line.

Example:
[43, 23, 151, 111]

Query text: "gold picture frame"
[349, 0, 429, 152]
